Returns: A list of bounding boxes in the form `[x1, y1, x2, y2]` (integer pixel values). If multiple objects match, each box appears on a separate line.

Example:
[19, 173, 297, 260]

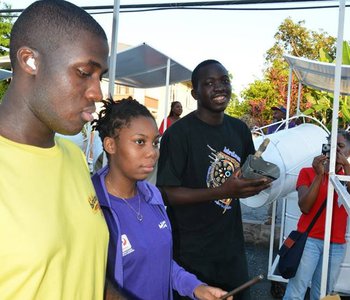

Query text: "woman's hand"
[312, 155, 328, 175]
[336, 148, 350, 170]
[194, 284, 233, 300]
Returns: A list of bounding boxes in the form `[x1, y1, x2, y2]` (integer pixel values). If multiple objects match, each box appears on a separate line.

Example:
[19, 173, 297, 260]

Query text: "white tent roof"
[0, 55, 12, 81]
[284, 54, 350, 95]
[106, 43, 192, 89]
[0, 69, 11, 81]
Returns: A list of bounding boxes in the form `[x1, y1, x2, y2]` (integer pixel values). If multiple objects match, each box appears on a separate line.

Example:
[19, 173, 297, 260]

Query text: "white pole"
[163, 58, 171, 132]
[103, 0, 120, 168]
[285, 67, 292, 129]
[297, 82, 302, 115]
[108, 0, 120, 98]
[320, 0, 345, 297]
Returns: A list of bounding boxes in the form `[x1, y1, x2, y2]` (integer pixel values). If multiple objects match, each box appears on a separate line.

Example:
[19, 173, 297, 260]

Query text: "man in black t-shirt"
[157, 60, 271, 300]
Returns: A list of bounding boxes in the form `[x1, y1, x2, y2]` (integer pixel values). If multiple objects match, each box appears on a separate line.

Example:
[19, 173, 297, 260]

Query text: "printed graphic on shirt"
[121, 234, 135, 256]
[206, 145, 240, 213]
[158, 220, 168, 229]
[87, 194, 102, 214]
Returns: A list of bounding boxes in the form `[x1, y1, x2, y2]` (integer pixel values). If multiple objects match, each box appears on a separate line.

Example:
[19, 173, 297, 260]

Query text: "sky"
[9, 0, 350, 94]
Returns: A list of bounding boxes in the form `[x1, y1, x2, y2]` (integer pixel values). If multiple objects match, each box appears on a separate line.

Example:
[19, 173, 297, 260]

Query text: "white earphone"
[27, 57, 36, 70]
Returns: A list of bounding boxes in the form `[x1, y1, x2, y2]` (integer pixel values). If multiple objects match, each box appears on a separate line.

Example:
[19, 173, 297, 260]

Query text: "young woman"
[283, 131, 350, 300]
[159, 101, 183, 135]
[92, 97, 230, 300]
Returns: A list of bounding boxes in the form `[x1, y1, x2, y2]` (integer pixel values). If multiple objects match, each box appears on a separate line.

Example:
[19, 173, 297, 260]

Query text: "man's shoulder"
[55, 136, 87, 161]
[164, 112, 195, 134]
[175, 111, 195, 125]
[223, 115, 252, 135]
[224, 114, 247, 126]
[56, 135, 83, 149]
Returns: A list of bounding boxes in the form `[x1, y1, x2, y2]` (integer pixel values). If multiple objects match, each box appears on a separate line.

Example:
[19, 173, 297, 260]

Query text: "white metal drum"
[243, 123, 329, 208]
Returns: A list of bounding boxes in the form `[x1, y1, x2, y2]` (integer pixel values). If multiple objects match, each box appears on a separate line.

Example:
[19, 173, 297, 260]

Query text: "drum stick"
[219, 274, 264, 300]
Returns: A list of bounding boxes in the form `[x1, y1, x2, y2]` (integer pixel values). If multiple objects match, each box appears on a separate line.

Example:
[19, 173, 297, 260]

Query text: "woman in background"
[159, 101, 183, 135]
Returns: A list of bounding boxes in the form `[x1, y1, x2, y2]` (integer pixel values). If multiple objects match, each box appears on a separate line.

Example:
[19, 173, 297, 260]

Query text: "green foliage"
[266, 18, 336, 63]
[235, 17, 348, 130]
[225, 74, 242, 118]
[225, 96, 246, 118]
[0, 1, 13, 102]
[319, 48, 333, 63]
[343, 42, 350, 65]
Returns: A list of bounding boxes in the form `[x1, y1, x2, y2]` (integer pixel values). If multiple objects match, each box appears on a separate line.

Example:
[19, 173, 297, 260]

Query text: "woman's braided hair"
[92, 96, 155, 155]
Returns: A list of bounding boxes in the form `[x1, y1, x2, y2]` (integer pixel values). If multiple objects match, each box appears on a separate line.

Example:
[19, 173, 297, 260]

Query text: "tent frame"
[267, 1, 350, 297]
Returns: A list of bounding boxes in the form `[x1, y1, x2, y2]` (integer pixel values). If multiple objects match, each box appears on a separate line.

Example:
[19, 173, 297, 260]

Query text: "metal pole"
[297, 82, 302, 115]
[285, 67, 292, 129]
[163, 58, 171, 132]
[108, 0, 120, 98]
[320, 0, 345, 297]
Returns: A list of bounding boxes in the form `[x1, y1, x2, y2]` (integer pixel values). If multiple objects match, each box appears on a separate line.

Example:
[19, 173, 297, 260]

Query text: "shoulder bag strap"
[305, 198, 327, 233]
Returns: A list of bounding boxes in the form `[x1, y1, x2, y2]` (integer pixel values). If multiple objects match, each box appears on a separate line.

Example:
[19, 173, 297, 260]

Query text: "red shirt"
[296, 168, 348, 244]
[159, 118, 172, 135]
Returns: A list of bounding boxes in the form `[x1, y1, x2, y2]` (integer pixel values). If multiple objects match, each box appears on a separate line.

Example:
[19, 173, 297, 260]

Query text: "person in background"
[283, 130, 350, 300]
[92, 97, 231, 300]
[159, 100, 183, 135]
[0, 1, 111, 299]
[157, 59, 272, 300]
[267, 106, 295, 134]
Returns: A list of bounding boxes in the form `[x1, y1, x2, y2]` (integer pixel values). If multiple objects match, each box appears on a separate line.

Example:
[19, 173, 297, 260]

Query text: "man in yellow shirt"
[0, 1, 113, 299]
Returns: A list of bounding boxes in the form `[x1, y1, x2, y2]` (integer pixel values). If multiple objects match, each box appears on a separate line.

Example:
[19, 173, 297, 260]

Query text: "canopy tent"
[0, 55, 10, 69]
[0, 55, 12, 81]
[0, 45, 192, 88]
[284, 54, 350, 96]
[93, 42, 192, 168]
[0, 69, 12, 81]
[105, 43, 191, 89]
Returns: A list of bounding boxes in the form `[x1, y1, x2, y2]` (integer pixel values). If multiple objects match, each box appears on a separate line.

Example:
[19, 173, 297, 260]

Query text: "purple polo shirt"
[110, 193, 172, 299]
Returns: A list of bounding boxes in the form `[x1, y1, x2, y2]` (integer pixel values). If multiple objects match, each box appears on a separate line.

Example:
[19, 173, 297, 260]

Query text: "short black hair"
[92, 97, 155, 158]
[10, 0, 107, 71]
[191, 59, 222, 90]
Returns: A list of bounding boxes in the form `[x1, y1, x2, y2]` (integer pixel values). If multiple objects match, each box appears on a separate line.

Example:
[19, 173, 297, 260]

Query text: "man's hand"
[219, 168, 271, 199]
[194, 284, 233, 300]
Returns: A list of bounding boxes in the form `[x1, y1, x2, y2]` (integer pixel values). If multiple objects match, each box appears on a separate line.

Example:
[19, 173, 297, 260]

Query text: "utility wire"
[0, 0, 347, 15]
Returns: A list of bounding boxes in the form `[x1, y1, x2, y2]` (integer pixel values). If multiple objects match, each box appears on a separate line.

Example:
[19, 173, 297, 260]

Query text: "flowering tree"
[228, 18, 345, 130]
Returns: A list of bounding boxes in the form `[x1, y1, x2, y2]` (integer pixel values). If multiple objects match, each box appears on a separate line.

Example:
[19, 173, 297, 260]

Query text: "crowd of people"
[0, 1, 349, 300]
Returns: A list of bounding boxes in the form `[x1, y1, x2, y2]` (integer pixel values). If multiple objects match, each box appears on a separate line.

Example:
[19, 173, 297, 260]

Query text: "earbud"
[26, 57, 36, 70]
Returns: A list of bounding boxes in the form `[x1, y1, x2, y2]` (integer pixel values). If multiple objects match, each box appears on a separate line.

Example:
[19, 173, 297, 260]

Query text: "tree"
[234, 18, 339, 129]
[266, 18, 336, 63]
[0, 1, 13, 101]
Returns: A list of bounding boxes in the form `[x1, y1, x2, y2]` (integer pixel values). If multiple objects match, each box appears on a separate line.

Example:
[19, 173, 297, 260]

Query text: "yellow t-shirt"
[0, 136, 109, 300]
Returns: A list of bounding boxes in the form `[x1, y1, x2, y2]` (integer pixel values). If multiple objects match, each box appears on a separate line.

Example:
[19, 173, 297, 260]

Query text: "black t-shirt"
[157, 112, 255, 260]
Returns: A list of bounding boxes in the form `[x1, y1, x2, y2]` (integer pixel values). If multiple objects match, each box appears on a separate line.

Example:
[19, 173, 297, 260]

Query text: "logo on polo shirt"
[87, 195, 102, 214]
[158, 220, 168, 229]
[121, 234, 134, 256]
